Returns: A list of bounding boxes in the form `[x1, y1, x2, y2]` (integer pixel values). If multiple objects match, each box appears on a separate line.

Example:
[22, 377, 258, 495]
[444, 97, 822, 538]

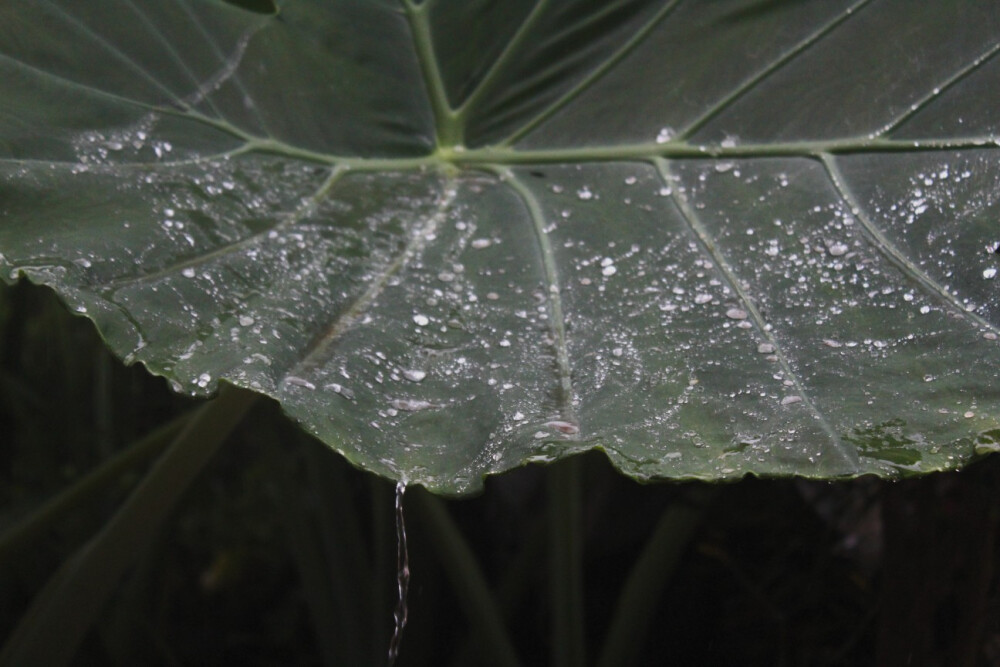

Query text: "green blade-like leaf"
[1, 0, 998, 493]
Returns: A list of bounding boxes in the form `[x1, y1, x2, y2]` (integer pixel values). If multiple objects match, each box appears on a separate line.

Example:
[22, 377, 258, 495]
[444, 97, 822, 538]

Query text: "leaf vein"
[655, 157, 860, 470]
[280, 172, 459, 383]
[101, 164, 347, 293]
[677, 0, 874, 140]
[496, 168, 577, 425]
[501, 0, 684, 147]
[819, 153, 1000, 338]
[877, 40, 1000, 137]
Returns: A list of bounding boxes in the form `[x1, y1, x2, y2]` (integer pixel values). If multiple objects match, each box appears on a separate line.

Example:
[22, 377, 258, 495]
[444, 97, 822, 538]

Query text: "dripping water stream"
[387, 481, 409, 665]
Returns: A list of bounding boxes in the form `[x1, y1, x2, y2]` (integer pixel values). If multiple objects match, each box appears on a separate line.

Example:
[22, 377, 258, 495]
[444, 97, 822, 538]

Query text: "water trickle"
[387, 482, 409, 666]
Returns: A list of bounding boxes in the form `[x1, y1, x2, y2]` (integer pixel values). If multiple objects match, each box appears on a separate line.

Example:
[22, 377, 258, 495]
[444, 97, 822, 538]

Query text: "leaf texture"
[1, 0, 998, 493]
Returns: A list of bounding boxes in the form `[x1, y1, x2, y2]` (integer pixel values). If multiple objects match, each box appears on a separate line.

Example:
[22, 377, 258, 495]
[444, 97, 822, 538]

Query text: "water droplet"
[602, 265, 617, 277]
[285, 376, 316, 390]
[984, 268, 997, 280]
[726, 308, 748, 320]
[827, 242, 849, 257]
[576, 187, 594, 201]
[781, 395, 802, 406]
[471, 238, 492, 249]
[757, 343, 775, 354]
[391, 399, 435, 412]
[544, 420, 580, 435]
[238, 315, 254, 327]
[402, 369, 426, 382]
[694, 293, 713, 305]
[655, 127, 675, 144]
[182, 267, 196, 278]
[413, 314, 429, 327]
[822, 339, 843, 348]
[324, 382, 355, 399]
[512, 411, 525, 421]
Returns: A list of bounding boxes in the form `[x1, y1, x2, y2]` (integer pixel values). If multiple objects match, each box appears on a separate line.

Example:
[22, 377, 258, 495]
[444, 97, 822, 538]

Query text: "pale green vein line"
[455, 0, 550, 122]
[102, 164, 348, 293]
[876, 40, 1000, 137]
[677, 0, 874, 140]
[820, 153, 1000, 338]
[402, 0, 462, 147]
[38, 0, 180, 104]
[449, 136, 999, 165]
[0, 51, 267, 152]
[281, 172, 458, 382]
[500, 0, 684, 148]
[175, 0, 275, 139]
[654, 158, 860, 470]
[0, 146, 253, 171]
[495, 167, 577, 424]
[120, 0, 227, 122]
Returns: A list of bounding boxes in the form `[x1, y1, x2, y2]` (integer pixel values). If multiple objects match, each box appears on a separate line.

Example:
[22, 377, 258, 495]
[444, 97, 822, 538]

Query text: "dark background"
[1, 280, 998, 666]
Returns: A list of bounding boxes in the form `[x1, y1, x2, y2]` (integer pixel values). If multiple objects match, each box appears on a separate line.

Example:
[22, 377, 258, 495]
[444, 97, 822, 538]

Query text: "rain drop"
[413, 314, 430, 327]
[827, 242, 849, 257]
[726, 308, 748, 320]
[402, 369, 426, 382]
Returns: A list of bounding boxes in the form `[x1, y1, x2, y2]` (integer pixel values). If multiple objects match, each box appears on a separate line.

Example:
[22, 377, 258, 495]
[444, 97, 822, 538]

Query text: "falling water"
[387, 481, 409, 665]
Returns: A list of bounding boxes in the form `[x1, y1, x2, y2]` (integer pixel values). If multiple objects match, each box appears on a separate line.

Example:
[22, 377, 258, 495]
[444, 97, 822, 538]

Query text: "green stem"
[409, 488, 520, 667]
[402, 0, 462, 148]
[596, 486, 717, 667]
[0, 411, 192, 569]
[549, 458, 585, 667]
[0, 384, 258, 667]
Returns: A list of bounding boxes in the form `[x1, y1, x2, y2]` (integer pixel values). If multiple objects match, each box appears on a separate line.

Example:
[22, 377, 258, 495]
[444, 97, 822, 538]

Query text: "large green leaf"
[1, 0, 998, 493]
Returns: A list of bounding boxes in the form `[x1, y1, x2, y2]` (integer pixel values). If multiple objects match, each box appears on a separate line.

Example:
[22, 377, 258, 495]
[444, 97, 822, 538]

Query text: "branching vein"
[820, 153, 1000, 338]
[102, 164, 347, 292]
[280, 172, 458, 382]
[655, 158, 860, 470]
[495, 168, 577, 425]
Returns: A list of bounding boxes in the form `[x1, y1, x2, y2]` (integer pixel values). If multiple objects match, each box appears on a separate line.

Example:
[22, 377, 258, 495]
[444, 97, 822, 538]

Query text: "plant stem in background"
[0, 384, 258, 667]
[549, 458, 585, 667]
[597, 486, 716, 667]
[0, 411, 192, 569]
[409, 488, 521, 667]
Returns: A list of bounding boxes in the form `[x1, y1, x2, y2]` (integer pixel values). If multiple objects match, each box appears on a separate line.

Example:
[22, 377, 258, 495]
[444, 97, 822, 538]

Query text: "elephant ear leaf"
[1, 0, 998, 493]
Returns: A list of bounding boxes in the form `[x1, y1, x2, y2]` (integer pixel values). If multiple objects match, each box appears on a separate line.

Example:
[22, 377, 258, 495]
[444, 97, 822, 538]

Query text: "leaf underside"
[1, 0, 998, 493]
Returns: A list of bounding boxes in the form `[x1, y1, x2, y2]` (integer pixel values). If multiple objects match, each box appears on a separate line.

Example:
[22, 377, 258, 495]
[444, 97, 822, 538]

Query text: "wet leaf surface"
[1, 0, 998, 492]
